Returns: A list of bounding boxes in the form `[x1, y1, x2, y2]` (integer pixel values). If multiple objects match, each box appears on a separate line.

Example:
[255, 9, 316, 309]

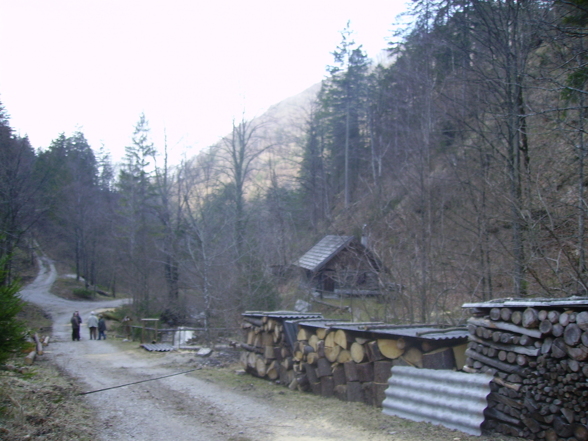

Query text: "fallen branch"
[34, 333, 44, 355]
[24, 351, 36, 366]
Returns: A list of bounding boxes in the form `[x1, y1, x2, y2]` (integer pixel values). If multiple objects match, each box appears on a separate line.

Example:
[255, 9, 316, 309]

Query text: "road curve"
[20, 256, 285, 440]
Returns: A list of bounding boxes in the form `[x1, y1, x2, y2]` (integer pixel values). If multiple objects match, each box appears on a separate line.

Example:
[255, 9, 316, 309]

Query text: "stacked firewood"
[464, 306, 588, 440]
[239, 315, 290, 383]
[291, 323, 468, 406]
[240, 315, 466, 407]
[290, 324, 410, 406]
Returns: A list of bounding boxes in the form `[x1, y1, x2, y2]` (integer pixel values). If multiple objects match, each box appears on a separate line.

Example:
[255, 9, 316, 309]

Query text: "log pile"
[464, 306, 588, 440]
[240, 313, 467, 408]
[290, 325, 413, 407]
[239, 315, 292, 384]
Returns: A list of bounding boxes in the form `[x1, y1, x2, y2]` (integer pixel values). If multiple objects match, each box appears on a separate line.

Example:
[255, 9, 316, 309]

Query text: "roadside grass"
[0, 357, 98, 440]
[50, 277, 115, 301]
[0, 257, 105, 439]
[192, 363, 417, 438]
[0, 311, 138, 440]
[17, 302, 52, 335]
[0, 287, 99, 439]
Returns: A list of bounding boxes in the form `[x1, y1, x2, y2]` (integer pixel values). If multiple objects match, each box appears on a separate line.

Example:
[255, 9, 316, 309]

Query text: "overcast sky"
[0, 1, 410, 164]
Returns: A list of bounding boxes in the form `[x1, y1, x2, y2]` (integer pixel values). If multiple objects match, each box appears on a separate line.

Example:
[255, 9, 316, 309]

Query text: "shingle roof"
[294, 235, 355, 272]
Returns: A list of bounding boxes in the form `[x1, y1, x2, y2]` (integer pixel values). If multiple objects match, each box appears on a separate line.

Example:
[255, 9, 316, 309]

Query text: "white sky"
[0, 1, 409, 165]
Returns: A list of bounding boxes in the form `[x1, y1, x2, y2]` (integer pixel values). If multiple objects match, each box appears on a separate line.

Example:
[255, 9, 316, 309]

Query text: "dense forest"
[2, 0, 588, 329]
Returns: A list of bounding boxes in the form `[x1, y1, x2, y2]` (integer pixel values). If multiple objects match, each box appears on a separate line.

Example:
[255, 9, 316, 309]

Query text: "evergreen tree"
[0, 254, 26, 366]
[96, 144, 115, 192]
[116, 113, 158, 314]
[298, 100, 331, 229]
[36, 132, 100, 285]
[0, 102, 39, 280]
[320, 22, 370, 208]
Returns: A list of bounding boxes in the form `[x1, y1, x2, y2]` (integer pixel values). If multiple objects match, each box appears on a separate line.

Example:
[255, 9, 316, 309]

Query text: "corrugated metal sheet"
[382, 366, 492, 436]
[463, 296, 588, 309]
[243, 311, 324, 320]
[282, 321, 299, 351]
[342, 324, 467, 341]
[141, 343, 175, 352]
[294, 235, 354, 271]
[294, 320, 468, 342]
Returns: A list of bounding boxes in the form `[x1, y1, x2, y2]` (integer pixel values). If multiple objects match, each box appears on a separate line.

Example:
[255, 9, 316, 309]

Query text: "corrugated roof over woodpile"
[462, 296, 588, 309]
[242, 311, 324, 320]
[382, 366, 492, 436]
[292, 320, 468, 341]
[294, 235, 355, 272]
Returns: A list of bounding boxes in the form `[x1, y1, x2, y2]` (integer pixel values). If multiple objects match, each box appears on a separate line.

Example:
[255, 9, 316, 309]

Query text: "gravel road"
[20, 256, 398, 441]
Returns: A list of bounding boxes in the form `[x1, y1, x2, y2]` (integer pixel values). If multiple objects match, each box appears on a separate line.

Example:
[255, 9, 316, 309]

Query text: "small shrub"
[72, 288, 94, 299]
[109, 305, 134, 322]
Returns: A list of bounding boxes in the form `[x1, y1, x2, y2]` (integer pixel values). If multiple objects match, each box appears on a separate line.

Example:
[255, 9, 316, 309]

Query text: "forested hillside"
[2, 0, 588, 329]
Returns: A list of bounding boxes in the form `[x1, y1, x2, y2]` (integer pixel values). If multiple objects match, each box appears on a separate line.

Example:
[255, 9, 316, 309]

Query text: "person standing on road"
[98, 314, 107, 340]
[87, 311, 99, 340]
[71, 311, 82, 341]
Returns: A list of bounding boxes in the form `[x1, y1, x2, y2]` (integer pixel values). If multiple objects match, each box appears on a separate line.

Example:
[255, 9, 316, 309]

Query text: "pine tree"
[0, 102, 38, 280]
[320, 22, 370, 208]
[116, 113, 158, 314]
[0, 254, 26, 365]
[36, 132, 100, 285]
[298, 100, 331, 229]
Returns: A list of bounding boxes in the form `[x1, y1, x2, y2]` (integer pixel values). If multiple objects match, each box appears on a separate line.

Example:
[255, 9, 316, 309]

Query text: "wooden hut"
[294, 235, 387, 298]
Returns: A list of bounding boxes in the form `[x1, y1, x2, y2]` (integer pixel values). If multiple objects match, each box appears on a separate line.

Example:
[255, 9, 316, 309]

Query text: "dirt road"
[20, 257, 403, 441]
